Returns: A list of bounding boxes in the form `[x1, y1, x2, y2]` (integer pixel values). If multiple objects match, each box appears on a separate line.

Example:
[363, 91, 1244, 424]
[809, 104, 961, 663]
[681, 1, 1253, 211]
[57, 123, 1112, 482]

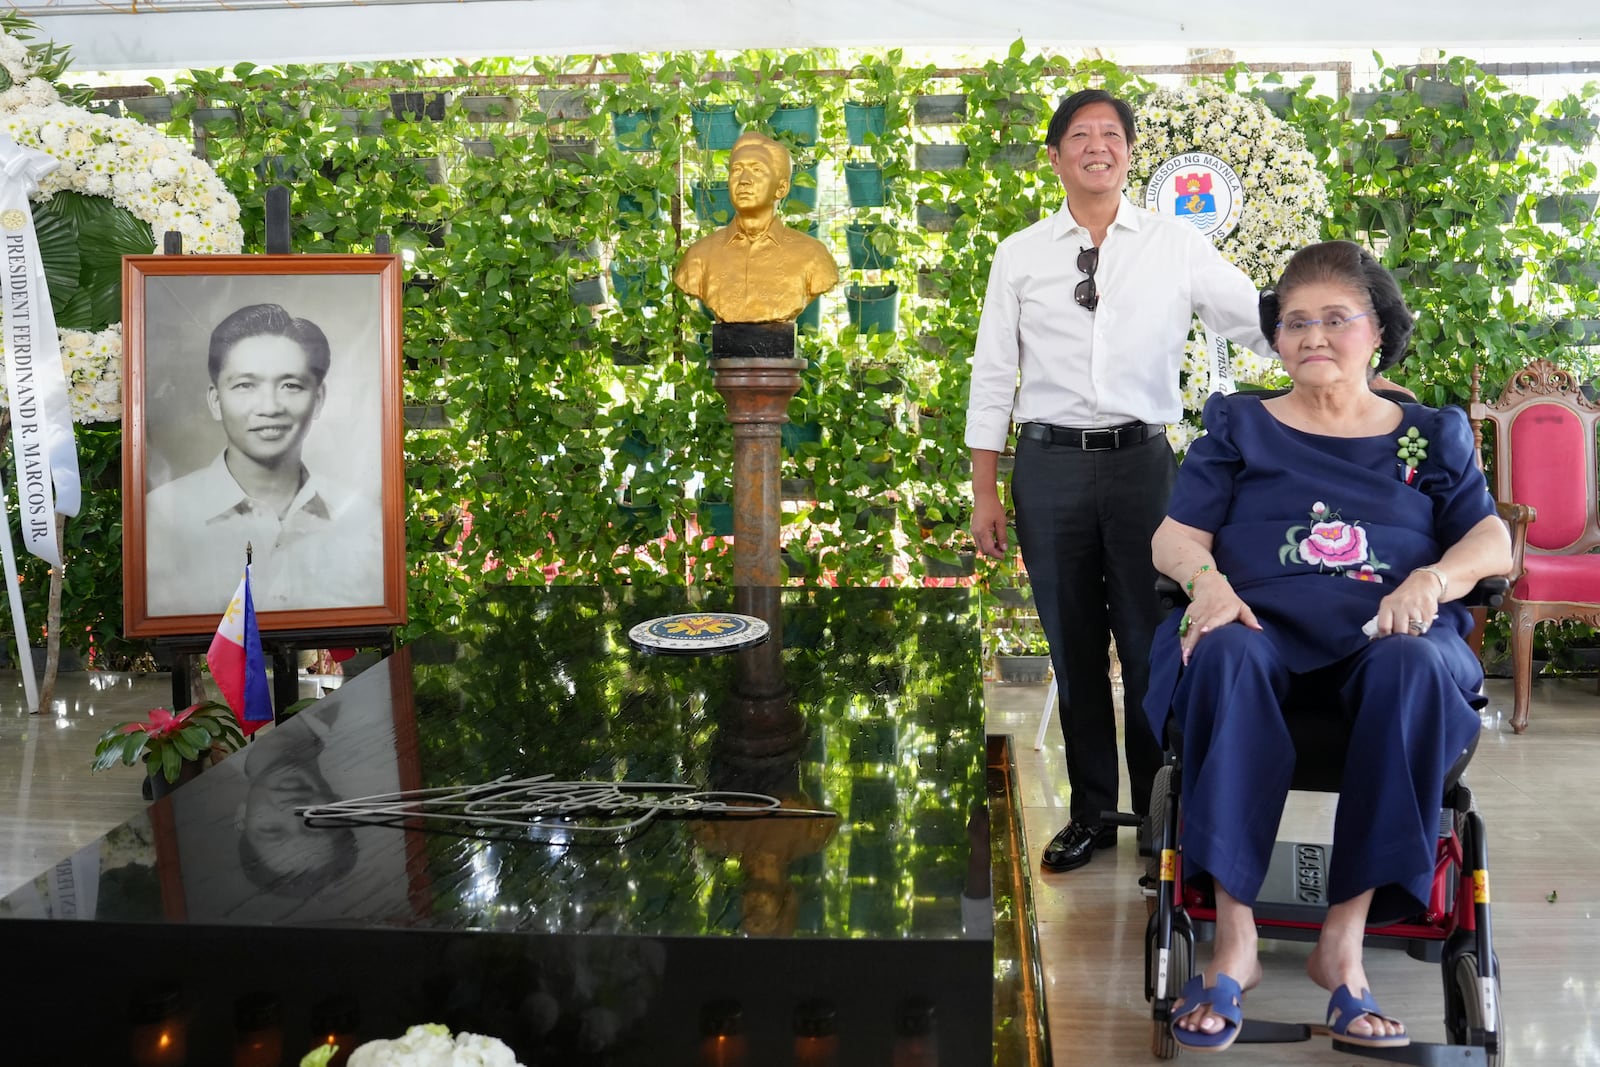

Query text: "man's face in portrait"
[1048, 100, 1131, 201]
[728, 149, 787, 212]
[207, 334, 327, 469]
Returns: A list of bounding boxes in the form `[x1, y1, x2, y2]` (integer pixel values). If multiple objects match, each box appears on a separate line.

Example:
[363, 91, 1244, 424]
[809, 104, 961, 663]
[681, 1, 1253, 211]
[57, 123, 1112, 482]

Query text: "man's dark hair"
[1258, 240, 1415, 373]
[207, 303, 331, 385]
[1046, 89, 1137, 150]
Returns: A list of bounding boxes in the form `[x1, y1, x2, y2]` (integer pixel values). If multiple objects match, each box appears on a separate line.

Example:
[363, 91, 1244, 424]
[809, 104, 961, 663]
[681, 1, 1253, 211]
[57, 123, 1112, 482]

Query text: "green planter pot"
[616, 191, 661, 228]
[781, 421, 822, 453]
[609, 262, 659, 306]
[844, 101, 888, 145]
[844, 161, 887, 207]
[769, 103, 819, 146]
[996, 654, 1051, 685]
[461, 139, 496, 158]
[1347, 90, 1399, 119]
[846, 282, 899, 334]
[921, 550, 976, 578]
[336, 108, 389, 137]
[460, 94, 519, 122]
[796, 296, 822, 333]
[616, 503, 664, 539]
[693, 180, 734, 225]
[691, 104, 740, 150]
[698, 501, 735, 537]
[612, 108, 659, 151]
[390, 91, 448, 122]
[916, 270, 950, 299]
[916, 143, 970, 171]
[914, 92, 967, 125]
[1253, 88, 1294, 117]
[1412, 78, 1467, 109]
[786, 161, 819, 211]
[846, 223, 897, 269]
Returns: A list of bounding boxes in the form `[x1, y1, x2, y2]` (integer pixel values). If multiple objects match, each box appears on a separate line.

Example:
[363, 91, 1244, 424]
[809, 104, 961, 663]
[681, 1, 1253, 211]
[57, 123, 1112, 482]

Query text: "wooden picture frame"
[122, 254, 407, 638]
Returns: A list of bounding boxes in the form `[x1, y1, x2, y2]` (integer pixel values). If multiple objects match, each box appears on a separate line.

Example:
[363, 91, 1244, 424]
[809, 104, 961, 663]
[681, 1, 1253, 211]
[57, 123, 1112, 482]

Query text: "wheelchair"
[1122, 575, 1508, 1064]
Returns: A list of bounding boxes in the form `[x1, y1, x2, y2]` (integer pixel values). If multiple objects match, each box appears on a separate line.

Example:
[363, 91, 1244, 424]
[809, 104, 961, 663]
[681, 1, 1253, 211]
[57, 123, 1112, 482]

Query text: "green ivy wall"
[28, 49, 1600, 660]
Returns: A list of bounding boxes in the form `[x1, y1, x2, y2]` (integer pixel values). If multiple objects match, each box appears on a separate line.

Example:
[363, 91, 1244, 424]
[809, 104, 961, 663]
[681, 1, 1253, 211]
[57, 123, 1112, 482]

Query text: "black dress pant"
[1011, 431, 1173, 823]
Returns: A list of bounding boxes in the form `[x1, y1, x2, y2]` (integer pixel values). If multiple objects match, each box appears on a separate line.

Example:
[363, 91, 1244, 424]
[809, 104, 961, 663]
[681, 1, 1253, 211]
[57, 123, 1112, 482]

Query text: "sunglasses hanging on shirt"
[1075, 245, 1099, 311]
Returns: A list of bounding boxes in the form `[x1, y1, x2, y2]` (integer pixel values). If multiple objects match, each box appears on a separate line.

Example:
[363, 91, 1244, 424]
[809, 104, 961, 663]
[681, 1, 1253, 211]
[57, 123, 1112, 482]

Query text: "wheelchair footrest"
[1237, 1018, 1313, 1044]
[1328, 1038, 1488, 1064]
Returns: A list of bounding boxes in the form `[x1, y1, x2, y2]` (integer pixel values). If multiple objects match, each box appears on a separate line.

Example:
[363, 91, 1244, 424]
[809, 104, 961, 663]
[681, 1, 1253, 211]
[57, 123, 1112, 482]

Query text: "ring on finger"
[1408, 619, 1427, 634]
[1179, 614, 1193, 637]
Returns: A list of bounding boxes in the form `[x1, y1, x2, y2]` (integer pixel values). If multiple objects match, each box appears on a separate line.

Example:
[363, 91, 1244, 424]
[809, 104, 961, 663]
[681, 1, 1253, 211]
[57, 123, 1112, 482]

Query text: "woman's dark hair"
[1258, 240, 1414, 373]
[207, 302, 332, 385]
[1045, 89, 1136, 150]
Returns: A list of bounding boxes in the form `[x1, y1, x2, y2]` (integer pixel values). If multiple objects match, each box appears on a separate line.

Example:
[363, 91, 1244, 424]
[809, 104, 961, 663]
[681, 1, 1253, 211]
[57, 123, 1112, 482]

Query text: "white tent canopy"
[25, 0, 1600, 73]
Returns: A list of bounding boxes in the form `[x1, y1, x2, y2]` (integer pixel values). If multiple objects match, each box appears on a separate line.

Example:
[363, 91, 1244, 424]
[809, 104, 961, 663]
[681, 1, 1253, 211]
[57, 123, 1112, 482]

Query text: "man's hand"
[971, 491, 1009, 559]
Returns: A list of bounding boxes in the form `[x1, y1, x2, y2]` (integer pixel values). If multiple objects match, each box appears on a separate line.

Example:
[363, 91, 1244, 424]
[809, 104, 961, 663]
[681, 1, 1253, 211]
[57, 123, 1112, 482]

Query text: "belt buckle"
[1080, 427, 1119, 451]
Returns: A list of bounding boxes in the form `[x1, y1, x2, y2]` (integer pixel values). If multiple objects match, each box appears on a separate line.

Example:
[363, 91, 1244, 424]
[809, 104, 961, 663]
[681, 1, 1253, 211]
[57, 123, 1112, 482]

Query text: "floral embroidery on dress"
[1278, 501, 1389, 577]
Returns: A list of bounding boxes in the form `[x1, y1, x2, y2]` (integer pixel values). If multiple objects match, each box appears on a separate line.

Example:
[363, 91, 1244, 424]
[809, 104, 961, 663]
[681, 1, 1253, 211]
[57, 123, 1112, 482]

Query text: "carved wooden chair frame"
[1469, 358, 1600, 732]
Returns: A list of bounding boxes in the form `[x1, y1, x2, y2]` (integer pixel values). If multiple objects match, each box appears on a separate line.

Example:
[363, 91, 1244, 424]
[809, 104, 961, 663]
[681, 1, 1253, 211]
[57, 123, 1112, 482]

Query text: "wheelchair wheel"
[1444, 950, 1503, 1066]
[1145, 764, 1177, 916]
[1147, 914, 1192, 1059]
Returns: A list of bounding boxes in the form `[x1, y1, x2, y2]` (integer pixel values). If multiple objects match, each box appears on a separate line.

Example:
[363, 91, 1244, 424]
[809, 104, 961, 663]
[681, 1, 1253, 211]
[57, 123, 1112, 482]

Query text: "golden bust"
[673, 131, 839, 323]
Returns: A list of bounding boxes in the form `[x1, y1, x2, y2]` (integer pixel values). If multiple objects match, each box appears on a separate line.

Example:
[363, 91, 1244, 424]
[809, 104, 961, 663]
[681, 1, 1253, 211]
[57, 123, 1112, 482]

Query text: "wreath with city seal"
[1127, 82, 1328, 452]
[0, 15, 243, 424]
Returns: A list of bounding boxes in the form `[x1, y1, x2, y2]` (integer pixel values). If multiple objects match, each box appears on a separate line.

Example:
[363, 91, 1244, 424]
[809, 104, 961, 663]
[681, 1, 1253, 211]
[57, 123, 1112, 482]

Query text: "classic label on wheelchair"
[1295, 844, 1328, 904]
[1160, 849, 1176, 881]
[1474, 869, 1490, 904]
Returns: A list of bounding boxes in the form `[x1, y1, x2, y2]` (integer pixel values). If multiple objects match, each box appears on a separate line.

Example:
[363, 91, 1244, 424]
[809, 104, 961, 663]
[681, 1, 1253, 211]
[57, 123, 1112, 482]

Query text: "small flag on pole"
[207, 564, 273, 736]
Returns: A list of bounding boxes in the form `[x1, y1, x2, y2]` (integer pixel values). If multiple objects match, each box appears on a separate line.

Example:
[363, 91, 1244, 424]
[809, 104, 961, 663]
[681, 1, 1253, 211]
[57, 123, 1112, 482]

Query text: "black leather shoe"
[1040, 822, 1119, 872]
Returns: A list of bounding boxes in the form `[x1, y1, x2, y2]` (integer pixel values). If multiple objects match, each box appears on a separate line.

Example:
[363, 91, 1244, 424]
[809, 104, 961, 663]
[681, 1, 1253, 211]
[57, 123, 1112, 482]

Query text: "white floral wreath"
[0, 27, 243, 424]
[1128, 83, 1328, 450]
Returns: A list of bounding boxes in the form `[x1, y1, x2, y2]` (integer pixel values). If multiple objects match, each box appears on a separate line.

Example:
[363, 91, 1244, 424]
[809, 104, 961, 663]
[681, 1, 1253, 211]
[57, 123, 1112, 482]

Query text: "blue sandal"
[1171, 972, 1244, 1053]
[1326, 984, 1410, 1049]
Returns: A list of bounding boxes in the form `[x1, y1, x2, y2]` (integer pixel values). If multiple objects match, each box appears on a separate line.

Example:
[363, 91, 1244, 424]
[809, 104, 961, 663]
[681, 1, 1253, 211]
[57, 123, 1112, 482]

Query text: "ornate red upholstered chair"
[1470, 358, 1600, 732]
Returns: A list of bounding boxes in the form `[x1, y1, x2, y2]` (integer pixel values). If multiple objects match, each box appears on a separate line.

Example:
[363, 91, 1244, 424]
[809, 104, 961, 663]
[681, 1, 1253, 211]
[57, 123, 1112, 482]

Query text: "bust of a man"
[673, 131, 839, 323]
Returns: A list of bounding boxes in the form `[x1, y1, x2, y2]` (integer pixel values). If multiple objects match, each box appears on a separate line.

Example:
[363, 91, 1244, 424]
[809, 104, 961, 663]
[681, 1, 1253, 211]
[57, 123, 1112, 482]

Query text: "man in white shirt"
[966, 90, 1271, 873]
[145, 303, 383, 617]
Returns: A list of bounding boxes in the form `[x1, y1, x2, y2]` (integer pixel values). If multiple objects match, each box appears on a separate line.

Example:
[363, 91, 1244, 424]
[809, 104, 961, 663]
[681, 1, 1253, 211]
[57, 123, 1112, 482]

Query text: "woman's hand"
[1372, 571, 1444, 638]
[1179, 572, 1262, 665]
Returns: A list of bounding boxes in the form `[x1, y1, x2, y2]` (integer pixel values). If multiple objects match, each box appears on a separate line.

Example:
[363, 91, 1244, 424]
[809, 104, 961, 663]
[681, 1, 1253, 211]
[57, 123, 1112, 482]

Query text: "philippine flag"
[206, 565, 273, 736]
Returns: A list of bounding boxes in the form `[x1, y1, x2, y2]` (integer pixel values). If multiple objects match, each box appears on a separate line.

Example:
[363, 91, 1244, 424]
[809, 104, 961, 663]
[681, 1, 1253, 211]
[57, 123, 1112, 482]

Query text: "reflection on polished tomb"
[1, 586, 1046, 1065]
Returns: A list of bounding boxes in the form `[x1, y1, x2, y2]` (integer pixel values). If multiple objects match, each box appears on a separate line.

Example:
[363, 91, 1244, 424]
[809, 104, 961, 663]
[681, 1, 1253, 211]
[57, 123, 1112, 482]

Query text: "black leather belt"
[1017, 420, 1166, 451]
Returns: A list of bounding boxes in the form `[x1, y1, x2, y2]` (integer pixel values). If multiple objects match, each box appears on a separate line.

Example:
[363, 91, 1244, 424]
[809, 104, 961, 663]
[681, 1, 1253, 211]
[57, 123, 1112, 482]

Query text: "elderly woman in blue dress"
[1146, 240, 1512, 1052]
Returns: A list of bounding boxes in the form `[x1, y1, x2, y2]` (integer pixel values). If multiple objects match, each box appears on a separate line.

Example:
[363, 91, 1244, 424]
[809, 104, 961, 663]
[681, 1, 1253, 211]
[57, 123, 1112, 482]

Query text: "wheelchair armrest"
[1156, 573, 1508, 610]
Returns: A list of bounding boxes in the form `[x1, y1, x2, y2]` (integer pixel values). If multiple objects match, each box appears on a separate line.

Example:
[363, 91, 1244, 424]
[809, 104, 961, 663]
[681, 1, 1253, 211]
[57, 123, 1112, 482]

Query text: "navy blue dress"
[1144, 392, 1495, 919]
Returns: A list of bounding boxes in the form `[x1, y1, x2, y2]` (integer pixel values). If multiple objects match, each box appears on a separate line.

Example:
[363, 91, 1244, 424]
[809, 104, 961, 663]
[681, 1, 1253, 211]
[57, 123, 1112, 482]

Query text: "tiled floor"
[4, 666, 1598, 1064]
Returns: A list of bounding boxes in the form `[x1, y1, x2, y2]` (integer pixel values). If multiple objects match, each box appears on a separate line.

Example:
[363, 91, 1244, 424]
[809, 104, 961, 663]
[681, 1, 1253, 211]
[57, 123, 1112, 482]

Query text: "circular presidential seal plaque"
[628, 612, 770, 655]
[1143, 152, 1244, 242]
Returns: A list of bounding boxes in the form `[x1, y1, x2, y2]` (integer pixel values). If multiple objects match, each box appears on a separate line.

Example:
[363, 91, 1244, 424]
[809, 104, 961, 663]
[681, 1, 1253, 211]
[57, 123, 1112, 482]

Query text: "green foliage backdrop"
[19, 48, 1597, 660]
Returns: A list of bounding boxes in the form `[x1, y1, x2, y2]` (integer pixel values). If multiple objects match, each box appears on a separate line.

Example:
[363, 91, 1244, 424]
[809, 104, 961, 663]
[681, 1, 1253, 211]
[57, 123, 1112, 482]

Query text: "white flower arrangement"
[0, 21, 243, 424]
[301, 1024, 524, 1067]
[1129, 83, 1326, 445]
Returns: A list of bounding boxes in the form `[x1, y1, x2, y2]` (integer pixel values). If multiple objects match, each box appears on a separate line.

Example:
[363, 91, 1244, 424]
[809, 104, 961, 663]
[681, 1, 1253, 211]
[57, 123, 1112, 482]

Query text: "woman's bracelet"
[1415, 564, 1449, 599]
[1186, 564, 1227, 594]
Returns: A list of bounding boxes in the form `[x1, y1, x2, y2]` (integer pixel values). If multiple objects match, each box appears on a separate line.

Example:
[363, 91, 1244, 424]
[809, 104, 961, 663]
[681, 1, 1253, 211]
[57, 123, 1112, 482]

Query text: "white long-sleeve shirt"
[964, 196, 1273, 452]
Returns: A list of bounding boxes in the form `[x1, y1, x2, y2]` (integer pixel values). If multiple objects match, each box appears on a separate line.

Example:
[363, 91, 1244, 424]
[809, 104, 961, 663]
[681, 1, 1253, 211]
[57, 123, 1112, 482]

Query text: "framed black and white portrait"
[122, 255, 406, 637]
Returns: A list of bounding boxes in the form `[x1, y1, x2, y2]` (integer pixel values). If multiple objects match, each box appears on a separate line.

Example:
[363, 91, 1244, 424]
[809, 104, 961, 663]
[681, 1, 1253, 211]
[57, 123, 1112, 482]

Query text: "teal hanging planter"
[846, 223, 897, 269]
[782, 421, 822, 452]
[691, 103, 740, 150]
[693, 180, 734, 225]
[611, 108, 659, 151]
[769, 103, 819, 146]
[616, 191, 660, 228]
[846, 282, 899, 334]
[609, 261, 660, 306]
[796, 296, 822, 333]
[844, 162, 887, 208]
[785, 161, 819, 211]
[844, 101, 888, 145]
[698, 501, 736, 537]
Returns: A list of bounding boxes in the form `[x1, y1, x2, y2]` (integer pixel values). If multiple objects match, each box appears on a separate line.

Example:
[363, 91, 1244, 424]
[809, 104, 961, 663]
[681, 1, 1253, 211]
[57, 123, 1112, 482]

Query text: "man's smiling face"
[1047, 100, 1131, 201]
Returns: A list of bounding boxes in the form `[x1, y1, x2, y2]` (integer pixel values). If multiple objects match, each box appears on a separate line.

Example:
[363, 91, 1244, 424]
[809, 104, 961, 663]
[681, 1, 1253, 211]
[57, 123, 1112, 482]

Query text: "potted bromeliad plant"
[92, 700, 246, 797]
